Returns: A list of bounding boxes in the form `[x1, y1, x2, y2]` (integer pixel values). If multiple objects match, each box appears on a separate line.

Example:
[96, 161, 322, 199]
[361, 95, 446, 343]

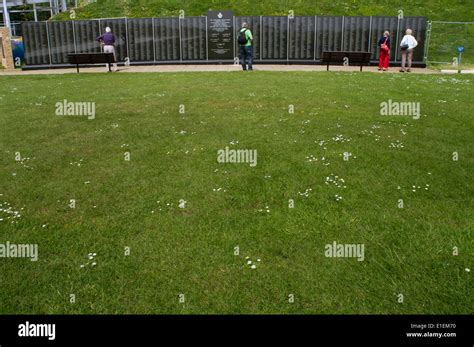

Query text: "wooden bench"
[321, 51, 371, 71]
[67, 53, 116, 73]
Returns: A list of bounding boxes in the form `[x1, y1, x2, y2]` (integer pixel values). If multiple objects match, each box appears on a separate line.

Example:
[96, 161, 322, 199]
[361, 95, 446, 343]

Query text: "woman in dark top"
[378, 31, 391, 71]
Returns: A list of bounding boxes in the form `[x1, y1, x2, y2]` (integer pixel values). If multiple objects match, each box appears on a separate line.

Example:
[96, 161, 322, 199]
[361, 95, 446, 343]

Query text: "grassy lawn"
[428, 21, 474, 66]
[0, 71, 472, 314]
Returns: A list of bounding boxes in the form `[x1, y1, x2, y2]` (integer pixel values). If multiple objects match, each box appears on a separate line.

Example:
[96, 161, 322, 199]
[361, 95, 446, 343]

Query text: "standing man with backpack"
[238, 22, 254, 71]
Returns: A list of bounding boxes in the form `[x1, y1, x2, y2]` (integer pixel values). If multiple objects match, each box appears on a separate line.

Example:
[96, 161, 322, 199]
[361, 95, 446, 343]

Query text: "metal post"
[205, 15, 208, 61]
[179, 17, 183, 61]
[2, 0, 11, 35]
[260, 16, 263, 61]
[368, 16, 372, 53]
[98, 19, 102, 53]
[72, 20, 77, 53]
[341, 16, 345, 51]
[152, 17, 156, 63]
[125, 17, 130, 61]
[423, 21, 432, 63]
[49, 0, 57, 15]
[287, 16, 290, 61]
[45, 21, 52, 65]
[233, 16, 236, 61]
[313, 16, 317, 60]
[33, 4, 38, 22]
[394, 16, 400, 63]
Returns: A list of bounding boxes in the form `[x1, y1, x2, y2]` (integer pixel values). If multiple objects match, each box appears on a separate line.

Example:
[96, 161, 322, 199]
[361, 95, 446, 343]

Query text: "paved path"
[0, 64, 438, 75]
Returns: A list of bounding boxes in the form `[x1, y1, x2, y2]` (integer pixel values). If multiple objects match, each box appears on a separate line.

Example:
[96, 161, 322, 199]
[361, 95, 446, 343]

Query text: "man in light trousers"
[399, 28, 418, 73]
[97, 27, 118, 72]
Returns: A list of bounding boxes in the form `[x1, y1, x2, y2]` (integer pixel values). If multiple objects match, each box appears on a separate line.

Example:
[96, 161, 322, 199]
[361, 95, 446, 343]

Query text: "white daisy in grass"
[325, 174, 346, 189]
[0, 201, 23, 224]
[257, 205, 270, 214]
[69, 159, 84, 167]
[332, 134, 352, 143]
[298, 188, 312, 198]
[81, 253, 98, 268]
[389, 140, 404, 149]
[245, 256, 261, 269]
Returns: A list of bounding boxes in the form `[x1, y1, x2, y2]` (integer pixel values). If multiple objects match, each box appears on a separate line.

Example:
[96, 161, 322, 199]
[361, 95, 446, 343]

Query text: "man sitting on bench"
[97, 27, 117, 72]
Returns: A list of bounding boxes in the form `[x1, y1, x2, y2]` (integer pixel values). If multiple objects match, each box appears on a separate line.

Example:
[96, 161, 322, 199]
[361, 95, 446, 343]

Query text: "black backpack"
[238, 29, 248, 45]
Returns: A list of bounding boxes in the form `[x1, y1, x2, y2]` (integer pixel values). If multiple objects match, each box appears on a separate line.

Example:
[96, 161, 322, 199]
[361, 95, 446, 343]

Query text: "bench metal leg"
[327, 62, 330, 71]
[76, 64, 80, 73]
[360, 65, 363, 72]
